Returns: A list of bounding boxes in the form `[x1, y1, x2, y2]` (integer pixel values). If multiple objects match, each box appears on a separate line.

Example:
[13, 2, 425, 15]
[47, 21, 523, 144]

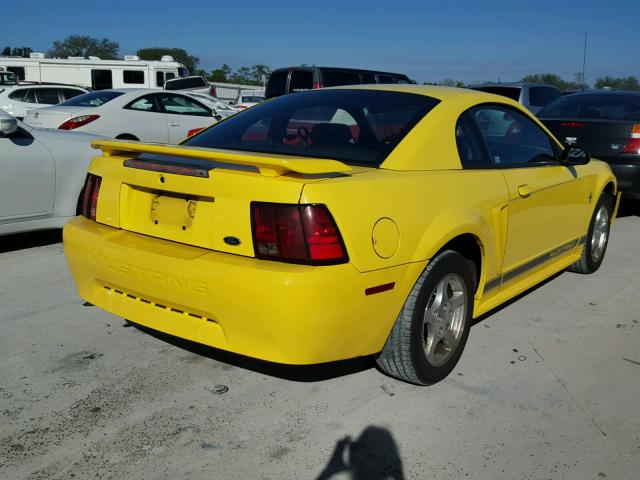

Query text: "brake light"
[560, 121, 585, 128]
[80, 173, 101, 221]
[59, 115, 100, 130]
[251, 203, 348, 265]
[187, 127, 204, 137]
[210, 85, 217, 97]
[623, 124, 640, 154]
[312, 82, 323, 89]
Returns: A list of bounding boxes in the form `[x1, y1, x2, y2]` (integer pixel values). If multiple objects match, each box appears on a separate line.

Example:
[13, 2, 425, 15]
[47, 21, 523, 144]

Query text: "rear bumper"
[606, 156, 640, 199]
[63, 217, 424, 364]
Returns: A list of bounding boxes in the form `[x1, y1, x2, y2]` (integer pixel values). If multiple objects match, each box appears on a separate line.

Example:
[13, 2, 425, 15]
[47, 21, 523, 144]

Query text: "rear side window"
[61, 88, 84, 101]
[123, 70, 145, 84]
[539, 93, 640, 121]
[376, 75, 393, 84]
[36, 88, 61, 105]
[529, 87, 561, 107]
[455, 112, 491, 168]
[289, 70, 313, 92]
[395, 76, 411, 84]
[361, 73, 376, 84]
[265, 70, 288, 98]
[472, 86, 521, 102]
[8, 88, 28, 102]
[321, 70, 361, 87]
[185, 89, 439, 166]
[58, 90, 125, 107]
[126, 95, 159, 112]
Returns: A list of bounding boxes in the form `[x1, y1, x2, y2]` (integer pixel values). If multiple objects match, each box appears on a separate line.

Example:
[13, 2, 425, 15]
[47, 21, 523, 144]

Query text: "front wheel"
[376, 250, 474, 385]
[568, 193, 614, 274]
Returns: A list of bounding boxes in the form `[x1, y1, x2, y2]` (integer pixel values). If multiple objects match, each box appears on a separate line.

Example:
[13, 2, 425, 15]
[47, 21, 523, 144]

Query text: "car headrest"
[310, 123, 353, 146]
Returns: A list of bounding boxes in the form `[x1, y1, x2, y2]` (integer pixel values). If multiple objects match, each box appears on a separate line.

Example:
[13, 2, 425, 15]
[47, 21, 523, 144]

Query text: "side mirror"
[0, 113, 18, 136]
[561, 146, 590, 165]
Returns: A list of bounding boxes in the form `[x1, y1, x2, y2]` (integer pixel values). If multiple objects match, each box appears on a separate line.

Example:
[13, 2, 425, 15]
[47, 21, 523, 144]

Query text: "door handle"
[169, 123, 180, 127]
[518, 185, 532, 198]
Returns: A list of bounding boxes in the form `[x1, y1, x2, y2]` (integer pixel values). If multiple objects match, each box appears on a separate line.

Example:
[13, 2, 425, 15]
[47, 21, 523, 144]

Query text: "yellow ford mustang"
[64, 85, 618, 385]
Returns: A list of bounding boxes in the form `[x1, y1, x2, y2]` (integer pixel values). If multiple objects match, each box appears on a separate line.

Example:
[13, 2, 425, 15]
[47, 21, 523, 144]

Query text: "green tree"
[2, 46, 33, 57]
[595, 76, 640, 91]
[49, 36, 119, 59]
[137, 48, 199, 74]
[209, 64, 232, 82]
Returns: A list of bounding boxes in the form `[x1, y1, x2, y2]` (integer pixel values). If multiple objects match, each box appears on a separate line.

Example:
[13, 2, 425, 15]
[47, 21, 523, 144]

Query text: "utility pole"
[581, 32, 588, 91]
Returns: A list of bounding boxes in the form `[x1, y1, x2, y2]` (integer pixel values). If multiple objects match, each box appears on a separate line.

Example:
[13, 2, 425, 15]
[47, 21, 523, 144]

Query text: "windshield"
[185, 89, 439, 166]
[58, 90, 125, 107]
[538, 93, 640, 121]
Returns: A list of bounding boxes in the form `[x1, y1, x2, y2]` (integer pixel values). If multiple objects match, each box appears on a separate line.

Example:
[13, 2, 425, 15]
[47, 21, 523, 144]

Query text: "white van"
[0, 53, 188, 90]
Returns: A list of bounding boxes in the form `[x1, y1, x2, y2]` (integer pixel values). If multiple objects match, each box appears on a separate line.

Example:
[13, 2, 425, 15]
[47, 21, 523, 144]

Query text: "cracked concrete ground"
[1, 210, 639, 480]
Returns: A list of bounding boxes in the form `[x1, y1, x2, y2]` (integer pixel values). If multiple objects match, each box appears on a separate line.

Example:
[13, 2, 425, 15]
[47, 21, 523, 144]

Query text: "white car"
[0, 84, 88, 119]
[234, 91, 265, 110]
[0, 110, 101, 236]
[24, 88, 221, 144]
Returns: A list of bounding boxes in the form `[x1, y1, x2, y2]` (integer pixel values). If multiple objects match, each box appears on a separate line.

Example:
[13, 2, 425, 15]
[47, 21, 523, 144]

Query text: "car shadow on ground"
[0, 228, 62, 254]
[130, 322, 375, 382]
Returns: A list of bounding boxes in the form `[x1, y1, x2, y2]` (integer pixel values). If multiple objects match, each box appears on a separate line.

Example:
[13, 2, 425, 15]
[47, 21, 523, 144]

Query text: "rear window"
[185, 89, 439, 166]
[289, 70, 313, 92]
[472, 86, 521, 102]
[36, 88, 61, 105]
[265, 69, 289, 98]
[538, 93, 640, 121]
[58, 90, 125, 107]
[164, 76, 208, 90]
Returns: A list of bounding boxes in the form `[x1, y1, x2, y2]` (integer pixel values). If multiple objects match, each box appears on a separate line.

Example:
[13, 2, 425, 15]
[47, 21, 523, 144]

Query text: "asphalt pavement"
[1, 206, 639, 480]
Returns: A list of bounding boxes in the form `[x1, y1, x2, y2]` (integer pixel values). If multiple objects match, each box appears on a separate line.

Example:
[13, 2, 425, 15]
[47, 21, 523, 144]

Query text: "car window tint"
[289, 70, 313, 92]
[61, 88, 84, 101]
[361, 73, 376, 84]
[472, 105, 556, 166]
[455, 112, 491, 168]
[322, 70, 361, 87]
[265, 70, 289, 98]
[159, 93, 210, 116]
[376, 75, 393, 84]
[8, 88, 28, 102]
[185, 89, 439, 166]
[127, 95, 158, 112]
[538, 95, 581, 118]
[23, 89, 36, 103]
[36, 88, 61, 105]
[529, 87, 561, 107]
[59, 90, 124, 107]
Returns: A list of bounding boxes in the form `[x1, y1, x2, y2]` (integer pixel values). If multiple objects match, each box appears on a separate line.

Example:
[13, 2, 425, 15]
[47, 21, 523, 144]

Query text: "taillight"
[81, 173, 102, 221]
[210, 85, 217, 97]
[623, 124, 640, 154]
[59, 115, 100, 130]
[187, 127, 204, 137]
[251, 203, 348, 265]
[560, 121, 585, 128]
[312, 82, 323, 89]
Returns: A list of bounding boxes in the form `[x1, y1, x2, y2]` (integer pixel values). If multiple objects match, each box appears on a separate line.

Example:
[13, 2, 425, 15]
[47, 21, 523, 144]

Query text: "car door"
[157, 93, 216, 143]
[470, 104, 587, 276]
[120, 94, 169, 143]
[0, 125, 55, 221]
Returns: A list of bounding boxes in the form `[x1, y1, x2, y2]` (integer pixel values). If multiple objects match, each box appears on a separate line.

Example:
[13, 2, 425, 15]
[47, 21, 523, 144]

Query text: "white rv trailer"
[0, 53, 189, 90]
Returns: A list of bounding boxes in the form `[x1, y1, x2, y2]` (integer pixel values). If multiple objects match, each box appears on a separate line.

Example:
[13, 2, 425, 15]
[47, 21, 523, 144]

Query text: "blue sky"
[3, 0, 638, 85]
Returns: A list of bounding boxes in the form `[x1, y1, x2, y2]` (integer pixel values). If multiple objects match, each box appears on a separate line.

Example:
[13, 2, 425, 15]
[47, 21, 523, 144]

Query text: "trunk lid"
[24, 106, 87, 128]
[541, 117, 635, 159]
[90, 140, 361, 257]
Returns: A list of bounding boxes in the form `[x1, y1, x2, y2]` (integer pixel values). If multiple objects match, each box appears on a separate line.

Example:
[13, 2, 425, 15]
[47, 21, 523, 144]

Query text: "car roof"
[0, 83, 87, 90]
[563, 90, 640, 97]
[328, 84, 506, 102]
[273, 66, 409, 77]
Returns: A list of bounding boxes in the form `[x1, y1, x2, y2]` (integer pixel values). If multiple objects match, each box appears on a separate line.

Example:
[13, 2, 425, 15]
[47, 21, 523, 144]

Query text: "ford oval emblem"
[224, 236, 241, 246]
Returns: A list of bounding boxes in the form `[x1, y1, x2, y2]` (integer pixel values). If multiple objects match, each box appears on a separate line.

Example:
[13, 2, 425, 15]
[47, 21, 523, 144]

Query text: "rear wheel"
[568, 193, 613, 274]
[115, 134, 139, 141]
[376, 250, 474, 385]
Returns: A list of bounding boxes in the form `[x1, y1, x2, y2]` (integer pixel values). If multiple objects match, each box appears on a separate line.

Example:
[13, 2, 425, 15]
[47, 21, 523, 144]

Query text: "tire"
[568, 193, 614, 274]
[376, 250, 474, 385]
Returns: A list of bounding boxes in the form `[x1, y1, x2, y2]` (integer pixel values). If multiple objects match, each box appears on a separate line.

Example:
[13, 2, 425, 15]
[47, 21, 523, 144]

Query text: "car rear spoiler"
[91, 140, 352, 177]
